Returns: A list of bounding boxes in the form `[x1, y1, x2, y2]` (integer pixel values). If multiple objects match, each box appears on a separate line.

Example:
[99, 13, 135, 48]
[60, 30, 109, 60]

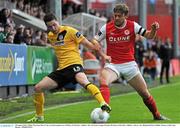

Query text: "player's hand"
[103, 55, 111, 63]
[151, 22, 159, 30]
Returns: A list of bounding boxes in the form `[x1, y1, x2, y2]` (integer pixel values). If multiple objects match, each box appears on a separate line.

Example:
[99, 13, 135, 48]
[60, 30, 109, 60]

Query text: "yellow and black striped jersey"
[48, 25, 85, 70]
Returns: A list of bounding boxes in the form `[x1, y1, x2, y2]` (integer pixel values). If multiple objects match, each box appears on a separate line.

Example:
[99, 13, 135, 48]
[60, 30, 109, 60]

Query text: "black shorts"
[48, 64, 84, 87]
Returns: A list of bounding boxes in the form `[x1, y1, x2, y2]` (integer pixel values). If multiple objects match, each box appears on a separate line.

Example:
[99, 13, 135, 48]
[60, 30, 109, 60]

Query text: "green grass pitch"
[1, 79, 180, 123]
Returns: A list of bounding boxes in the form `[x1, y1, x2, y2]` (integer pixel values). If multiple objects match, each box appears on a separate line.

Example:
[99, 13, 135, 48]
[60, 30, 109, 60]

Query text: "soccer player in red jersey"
[92, 3, 168, 120]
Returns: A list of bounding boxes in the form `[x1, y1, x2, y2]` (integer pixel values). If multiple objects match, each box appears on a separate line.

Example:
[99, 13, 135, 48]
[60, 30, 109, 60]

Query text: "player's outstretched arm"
[91, 39, 111, 63]
[81, 38, 101, 51]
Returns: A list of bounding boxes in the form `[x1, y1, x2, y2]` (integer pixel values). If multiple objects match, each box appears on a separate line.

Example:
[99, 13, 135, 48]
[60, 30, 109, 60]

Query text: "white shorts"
[104, 61, 140, 81]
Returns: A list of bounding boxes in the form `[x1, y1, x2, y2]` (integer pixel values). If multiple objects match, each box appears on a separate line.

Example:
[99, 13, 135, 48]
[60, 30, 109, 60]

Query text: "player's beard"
[114, 19, 125, 27]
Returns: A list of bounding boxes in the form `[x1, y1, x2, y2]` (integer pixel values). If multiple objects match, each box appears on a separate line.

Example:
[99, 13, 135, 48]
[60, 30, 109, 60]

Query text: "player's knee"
[34, 84, 43, 93]
[99, 76, 109, 85]
[99, 76, 108, 85]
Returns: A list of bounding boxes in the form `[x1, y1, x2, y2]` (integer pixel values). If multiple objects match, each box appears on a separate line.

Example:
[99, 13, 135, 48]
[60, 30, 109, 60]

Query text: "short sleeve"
[134, 22, 146, 36]
[68, 26, 85, 44]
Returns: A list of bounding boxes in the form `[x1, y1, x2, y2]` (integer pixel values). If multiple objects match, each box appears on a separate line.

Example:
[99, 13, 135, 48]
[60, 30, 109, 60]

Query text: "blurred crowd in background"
[0, 0, 173, 85]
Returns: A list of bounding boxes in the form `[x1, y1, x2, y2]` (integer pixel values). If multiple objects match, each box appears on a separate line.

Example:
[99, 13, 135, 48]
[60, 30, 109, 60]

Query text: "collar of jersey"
[115, 19, 127, 29]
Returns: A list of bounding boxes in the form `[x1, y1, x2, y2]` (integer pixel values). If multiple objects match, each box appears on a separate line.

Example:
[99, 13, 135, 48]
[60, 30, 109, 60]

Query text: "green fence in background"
[27, 46, 56, 85]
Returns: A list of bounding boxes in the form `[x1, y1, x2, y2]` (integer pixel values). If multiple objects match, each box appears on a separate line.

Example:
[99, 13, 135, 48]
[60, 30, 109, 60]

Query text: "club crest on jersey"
[55, 34, 65, 46]
[124, 29, 130, 35]
[58, 35, 64, 40]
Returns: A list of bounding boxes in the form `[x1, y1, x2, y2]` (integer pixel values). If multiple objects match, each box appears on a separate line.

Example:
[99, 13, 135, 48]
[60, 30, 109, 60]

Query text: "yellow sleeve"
[68, 26, 85, 44]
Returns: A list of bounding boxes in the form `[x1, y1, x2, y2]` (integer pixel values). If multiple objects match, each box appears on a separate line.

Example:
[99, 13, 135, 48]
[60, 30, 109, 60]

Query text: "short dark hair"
[43, 13, 57, 24]
[113, 4, 129, 16]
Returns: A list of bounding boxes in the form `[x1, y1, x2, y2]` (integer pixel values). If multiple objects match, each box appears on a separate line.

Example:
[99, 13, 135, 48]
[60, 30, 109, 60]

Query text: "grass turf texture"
[0, 76, 180, 123]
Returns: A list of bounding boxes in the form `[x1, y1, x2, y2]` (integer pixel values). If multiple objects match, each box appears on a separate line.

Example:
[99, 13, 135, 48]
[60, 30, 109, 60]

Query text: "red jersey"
[95, 20, 146, 64]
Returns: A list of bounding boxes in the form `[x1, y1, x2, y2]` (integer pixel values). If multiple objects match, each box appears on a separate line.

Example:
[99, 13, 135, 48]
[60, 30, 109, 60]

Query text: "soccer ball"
[90, 108, 110, 123]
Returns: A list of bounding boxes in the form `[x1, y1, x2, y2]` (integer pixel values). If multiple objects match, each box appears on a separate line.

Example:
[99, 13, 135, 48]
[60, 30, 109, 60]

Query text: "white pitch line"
[0, 83, 178, 122]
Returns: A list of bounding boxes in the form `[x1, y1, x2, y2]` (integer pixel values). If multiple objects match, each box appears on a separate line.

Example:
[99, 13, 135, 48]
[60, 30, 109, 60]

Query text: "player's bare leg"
[128, 73, 169, 120]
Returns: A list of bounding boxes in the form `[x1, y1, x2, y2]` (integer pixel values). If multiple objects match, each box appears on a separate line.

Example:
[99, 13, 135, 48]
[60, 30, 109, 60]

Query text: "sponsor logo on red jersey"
[108, 36, 130, 43]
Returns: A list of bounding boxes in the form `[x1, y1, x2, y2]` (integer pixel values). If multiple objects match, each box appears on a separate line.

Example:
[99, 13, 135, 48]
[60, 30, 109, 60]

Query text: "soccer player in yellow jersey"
[27, 13, 111, 122]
